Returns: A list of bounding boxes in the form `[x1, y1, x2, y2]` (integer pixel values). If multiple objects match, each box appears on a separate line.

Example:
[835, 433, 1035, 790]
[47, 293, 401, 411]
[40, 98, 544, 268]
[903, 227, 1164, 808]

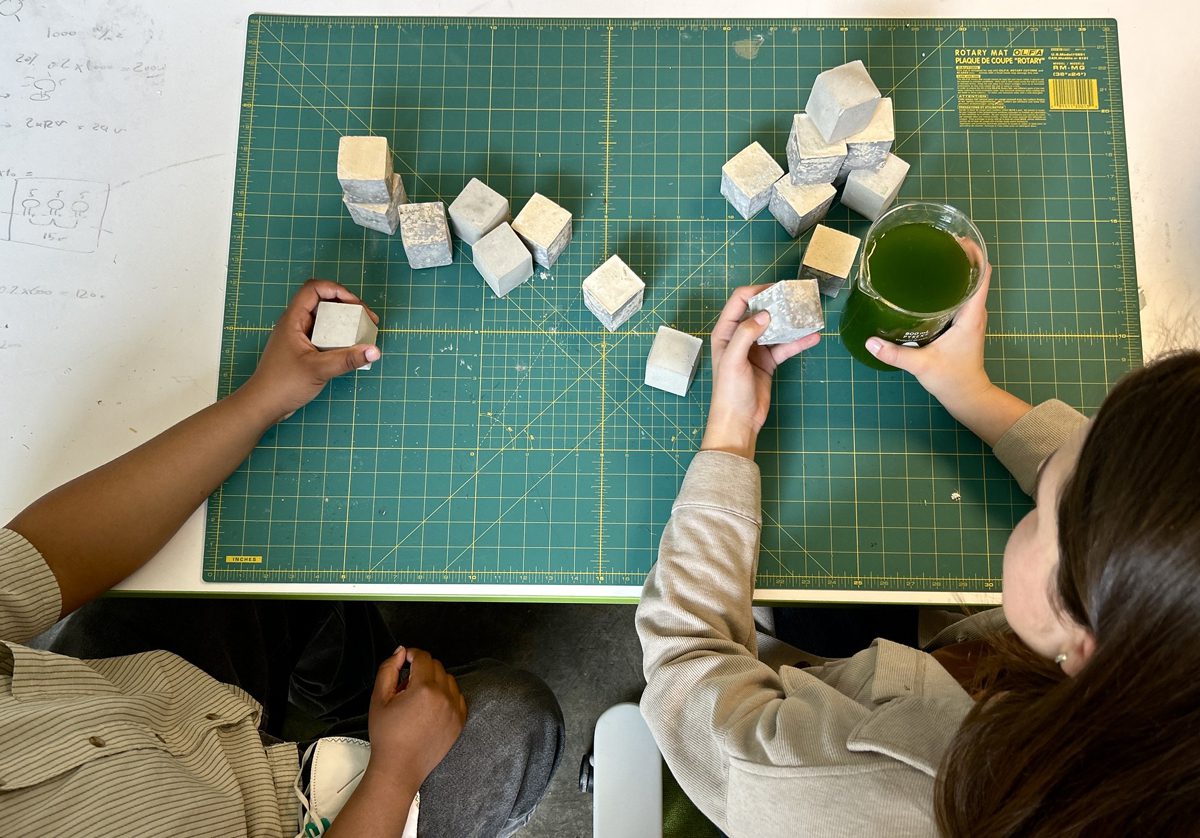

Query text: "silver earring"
[1054, 653, 1069, 666]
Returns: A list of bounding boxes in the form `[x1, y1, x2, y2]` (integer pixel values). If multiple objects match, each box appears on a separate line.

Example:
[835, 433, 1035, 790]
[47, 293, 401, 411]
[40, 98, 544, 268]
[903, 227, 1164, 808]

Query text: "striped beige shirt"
[0, 528, 300, 836]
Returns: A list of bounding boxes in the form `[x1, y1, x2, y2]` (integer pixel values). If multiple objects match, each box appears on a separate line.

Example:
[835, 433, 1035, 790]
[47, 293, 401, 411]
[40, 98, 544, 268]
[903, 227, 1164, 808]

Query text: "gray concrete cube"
[311, 301, 378, 370]
[841, 153, 911, 221]
[769, 179, 836, 239]
[720, 142, 784, 220]
[512, 193, 572, 268]
[838, 97, 895, 177]
[800, 224, 862, 297]
[398, 201, 453, 269]
[785, 114, 847, 185]
[448, 178, 511, 245]
[645, 326, 703, 397]
[582, 255, 645, 332]
[746, 279, 824, 345]
[472, 222, 533, 298]
[337, 136, 394, 203]
[343, 173, 406, 234]
[805, 60, 882, 143]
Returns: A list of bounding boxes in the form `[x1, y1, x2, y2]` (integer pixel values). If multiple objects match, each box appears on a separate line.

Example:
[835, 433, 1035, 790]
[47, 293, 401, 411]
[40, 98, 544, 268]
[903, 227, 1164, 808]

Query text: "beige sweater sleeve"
[992, 399, 1088, 494]
[636, 450, 775, 830]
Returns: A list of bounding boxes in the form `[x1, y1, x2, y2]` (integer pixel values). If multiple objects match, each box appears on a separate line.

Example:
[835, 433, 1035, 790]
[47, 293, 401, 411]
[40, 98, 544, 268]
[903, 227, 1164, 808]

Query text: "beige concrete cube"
[337, 136, 393, 203]
[512, 193, 572, 268]
[310, 301, 379, 369]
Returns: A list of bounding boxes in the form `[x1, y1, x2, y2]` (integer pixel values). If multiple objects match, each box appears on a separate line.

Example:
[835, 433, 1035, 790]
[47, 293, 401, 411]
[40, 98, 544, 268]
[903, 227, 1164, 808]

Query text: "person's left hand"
[700, 284, 821, 460]
[238, 279, 381, 424]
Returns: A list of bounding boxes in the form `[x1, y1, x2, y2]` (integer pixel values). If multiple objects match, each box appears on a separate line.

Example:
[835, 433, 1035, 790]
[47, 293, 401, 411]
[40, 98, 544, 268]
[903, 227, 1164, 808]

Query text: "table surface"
[1, 0, 1195, 605]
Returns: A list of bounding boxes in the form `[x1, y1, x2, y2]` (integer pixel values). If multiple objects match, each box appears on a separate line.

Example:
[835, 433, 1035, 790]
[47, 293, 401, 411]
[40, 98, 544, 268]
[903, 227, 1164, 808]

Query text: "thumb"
[864, 336, 922, 373]
[727, 310, 770, 363]
[312, 344, 381, 380]
[372, 646, 407, 704]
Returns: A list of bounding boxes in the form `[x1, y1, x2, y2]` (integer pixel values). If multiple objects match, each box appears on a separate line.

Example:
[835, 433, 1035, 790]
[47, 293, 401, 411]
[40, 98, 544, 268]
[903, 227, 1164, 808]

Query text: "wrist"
[700, 411, 758, 459]
[358, 758, 422, 809]
[225, 381, 288, 431]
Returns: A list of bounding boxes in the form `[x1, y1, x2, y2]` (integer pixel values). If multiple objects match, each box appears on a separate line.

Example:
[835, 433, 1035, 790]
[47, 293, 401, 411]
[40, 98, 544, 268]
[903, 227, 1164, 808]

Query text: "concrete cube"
[398, 202, 453, 269]
[785, 114, 847, 185]
[512, 193, 572, 268]
[343, 173, 406, 235]
[310, 301, 379, 370]
[769, 179, 836, 239]
[473, 222, 533, 298]
[841, 153, 911, 221]
[805, 60, 882, 143]
[838, 97, 895, 177]
[800, 224, 862, 297]
[337, 136, 394, 203]
[582, 255, 645, 332]
[645, 326, 703, 397]
[746, 280, 824, 345]
[720, 142, 784, 220]
[448, 178, 511, 245]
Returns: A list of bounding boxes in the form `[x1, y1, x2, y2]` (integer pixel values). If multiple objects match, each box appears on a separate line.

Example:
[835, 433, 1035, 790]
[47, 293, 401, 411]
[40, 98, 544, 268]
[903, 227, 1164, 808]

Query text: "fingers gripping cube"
[841, 154, 911, 221]
[800, 224, 862, 297]
[310, 301, 379, 370]
[337, 136, 394, 204]
[769, 179, 836, 239]
[746, 279, 824, 345]
[785, 114, 847, 185]
[473, 222, 534, 298]
[343, 173, 407, 235]
[645, 326, 704, 397]
[804, 60, 882, 143]
[448, 178, 511, 245]
[720, 142, 784, 220]
[398, 202, 454, 269]
[582, 255, 645, 332]
[512, 193, 573, 268]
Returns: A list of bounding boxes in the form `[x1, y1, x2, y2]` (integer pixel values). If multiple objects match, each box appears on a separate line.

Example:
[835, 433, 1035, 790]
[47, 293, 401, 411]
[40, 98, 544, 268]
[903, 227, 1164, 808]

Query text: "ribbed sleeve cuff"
[992, 400, 1088, 495]
[675, 450, 762, 524]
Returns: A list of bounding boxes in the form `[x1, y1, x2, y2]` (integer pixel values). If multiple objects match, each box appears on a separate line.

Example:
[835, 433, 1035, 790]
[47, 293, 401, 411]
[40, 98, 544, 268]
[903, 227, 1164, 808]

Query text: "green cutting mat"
[205, 17, 1138, 599]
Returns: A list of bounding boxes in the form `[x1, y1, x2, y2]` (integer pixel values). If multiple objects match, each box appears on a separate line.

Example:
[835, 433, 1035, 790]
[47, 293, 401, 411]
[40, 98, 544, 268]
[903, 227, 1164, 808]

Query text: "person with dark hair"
[637, 261, 1200, 836]
[0, 280, 564, 837]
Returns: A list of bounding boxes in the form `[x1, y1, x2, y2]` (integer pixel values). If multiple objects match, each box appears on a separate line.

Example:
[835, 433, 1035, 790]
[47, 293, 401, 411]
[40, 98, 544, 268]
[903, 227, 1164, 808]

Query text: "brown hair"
[936, 351, 1200, 836]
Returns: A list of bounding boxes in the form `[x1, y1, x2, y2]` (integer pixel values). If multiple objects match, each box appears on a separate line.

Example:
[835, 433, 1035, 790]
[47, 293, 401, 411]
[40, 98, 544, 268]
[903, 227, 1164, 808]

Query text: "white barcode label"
[1048, 78, 1099, 110]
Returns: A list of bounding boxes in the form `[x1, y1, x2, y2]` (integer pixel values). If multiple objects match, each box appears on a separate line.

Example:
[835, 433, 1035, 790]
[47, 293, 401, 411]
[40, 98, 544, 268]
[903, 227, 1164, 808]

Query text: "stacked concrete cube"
[645, 326, 703, 397]
[338, 136, 407, 234]
[513, 193, 573, 268]
[746, 280, 825, 345]
[839, 97, 895, 177]
[398, 202, 453, 269]
[800, 224, 862, 297]
[338, 136, 394, 202]
[720, 142, 784, 219]
[841, 154, 911, 221]
[473, 222, 533, 298]
[732, 62, 909, 267]
[769, 180, 836, 239]
[582, 255, 645, 332]
[805, 60, 882, 143]
[785, 114, 847, 185]
[448, 178, 510, 245]
[311, 301, 379, 370]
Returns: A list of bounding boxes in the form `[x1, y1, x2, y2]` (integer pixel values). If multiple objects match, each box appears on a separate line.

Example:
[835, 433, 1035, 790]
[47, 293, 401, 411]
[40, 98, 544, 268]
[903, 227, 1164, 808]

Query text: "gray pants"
[50, 599, 564, 838]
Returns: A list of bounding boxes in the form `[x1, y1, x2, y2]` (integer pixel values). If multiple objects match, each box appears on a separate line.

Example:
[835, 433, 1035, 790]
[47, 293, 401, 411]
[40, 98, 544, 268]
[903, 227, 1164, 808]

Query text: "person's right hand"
[863, 247, 993, 412]
[362, 647, 467, 795]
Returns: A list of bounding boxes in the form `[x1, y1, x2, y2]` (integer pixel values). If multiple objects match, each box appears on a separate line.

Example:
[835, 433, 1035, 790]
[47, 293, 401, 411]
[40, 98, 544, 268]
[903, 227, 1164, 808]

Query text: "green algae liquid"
[842, 221, 974, 371]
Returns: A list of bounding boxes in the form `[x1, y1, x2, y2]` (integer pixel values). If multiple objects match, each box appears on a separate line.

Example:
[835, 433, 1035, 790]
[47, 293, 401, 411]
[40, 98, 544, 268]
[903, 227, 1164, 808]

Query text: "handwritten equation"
[3, 177, 109, 252]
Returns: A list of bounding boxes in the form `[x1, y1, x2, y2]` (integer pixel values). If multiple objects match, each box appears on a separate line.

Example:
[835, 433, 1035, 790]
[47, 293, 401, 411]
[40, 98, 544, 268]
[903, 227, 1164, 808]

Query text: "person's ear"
[1060, 629, 1096, 677]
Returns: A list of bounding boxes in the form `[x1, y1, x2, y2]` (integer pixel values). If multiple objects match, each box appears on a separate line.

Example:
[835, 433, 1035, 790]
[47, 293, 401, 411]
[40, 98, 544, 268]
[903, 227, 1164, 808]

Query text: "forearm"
[933, 380, 1032, 447]
[324, 764, 418, 838]
[6, 387, 277, 616]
